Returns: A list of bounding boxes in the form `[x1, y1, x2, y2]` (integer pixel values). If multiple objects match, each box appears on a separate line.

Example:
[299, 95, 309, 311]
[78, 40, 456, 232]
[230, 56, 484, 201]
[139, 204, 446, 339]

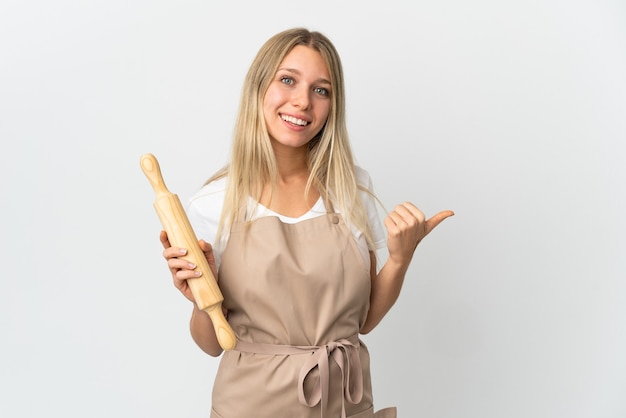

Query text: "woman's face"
[263, 45, 332, 151]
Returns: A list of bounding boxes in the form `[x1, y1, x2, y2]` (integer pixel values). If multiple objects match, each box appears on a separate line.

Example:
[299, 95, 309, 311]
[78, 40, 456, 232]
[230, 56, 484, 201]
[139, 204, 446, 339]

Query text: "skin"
[160, 45, 454, 356]
[258, 44, 331, 216]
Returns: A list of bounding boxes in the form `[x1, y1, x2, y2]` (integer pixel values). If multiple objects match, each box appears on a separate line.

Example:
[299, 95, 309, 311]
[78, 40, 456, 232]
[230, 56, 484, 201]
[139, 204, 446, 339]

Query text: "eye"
[314, 87, 329, 96]
[280, 76, 295, 85]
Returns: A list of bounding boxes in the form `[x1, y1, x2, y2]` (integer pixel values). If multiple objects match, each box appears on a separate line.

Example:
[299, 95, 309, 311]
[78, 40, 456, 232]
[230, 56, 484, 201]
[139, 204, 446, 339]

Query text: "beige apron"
[210, 213, 396, 418]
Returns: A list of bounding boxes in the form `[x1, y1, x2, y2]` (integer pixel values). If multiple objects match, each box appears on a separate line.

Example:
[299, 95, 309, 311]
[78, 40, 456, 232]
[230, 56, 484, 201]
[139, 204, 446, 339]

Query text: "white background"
[1, 1, 625, 417]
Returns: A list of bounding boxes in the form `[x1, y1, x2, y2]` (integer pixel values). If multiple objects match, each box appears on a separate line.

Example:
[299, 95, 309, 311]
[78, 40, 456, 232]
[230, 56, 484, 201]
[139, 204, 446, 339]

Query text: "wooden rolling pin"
[140, 153, 236, 351]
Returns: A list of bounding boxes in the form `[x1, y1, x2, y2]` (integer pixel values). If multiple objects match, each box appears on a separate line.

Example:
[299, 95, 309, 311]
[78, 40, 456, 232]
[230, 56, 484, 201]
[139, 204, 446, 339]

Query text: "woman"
[160, 27, 453, 418]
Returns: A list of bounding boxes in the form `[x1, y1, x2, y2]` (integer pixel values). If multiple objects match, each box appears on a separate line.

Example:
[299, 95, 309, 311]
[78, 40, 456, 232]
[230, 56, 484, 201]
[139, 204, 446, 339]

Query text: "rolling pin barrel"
[140, 153, 236, 351]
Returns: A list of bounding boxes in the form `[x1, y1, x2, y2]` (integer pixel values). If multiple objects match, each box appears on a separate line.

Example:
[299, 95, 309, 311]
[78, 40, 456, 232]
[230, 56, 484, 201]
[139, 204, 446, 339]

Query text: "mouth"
[280, 114, 310, 127]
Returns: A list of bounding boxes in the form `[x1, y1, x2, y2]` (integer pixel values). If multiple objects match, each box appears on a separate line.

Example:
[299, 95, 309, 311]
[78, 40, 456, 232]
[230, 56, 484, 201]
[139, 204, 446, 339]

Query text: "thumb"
[198, 239, 213, 256]
[198, 239, 217, 268]
[424, 210, 455, 236]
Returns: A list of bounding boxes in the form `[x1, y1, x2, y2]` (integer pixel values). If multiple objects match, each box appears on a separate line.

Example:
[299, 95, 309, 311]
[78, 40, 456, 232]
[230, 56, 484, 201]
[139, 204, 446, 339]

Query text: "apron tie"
[235, 334, 363, 418]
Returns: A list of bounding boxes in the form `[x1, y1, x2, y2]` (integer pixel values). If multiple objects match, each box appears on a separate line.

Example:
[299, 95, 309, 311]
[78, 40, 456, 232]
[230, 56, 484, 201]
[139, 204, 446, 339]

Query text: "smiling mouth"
[280, 114, 309, 126]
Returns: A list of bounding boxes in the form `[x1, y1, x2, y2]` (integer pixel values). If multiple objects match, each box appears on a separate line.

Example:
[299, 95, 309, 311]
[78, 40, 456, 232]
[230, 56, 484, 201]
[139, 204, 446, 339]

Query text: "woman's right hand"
[159, 230, 218, 304]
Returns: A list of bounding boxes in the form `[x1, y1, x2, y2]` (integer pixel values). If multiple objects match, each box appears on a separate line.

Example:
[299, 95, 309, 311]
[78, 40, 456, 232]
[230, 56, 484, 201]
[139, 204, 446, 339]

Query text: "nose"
[291, 85, 311, 109]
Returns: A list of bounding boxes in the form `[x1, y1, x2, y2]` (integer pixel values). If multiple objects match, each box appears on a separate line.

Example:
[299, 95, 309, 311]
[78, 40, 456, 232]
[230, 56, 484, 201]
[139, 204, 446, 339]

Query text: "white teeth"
[281, 114, 309, 126]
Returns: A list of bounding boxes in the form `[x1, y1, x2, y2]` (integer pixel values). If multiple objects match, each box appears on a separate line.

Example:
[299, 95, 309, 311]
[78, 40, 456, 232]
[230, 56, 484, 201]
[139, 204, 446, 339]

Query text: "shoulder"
[188, 176, 226, 204]
[354, 165, 375, 191]
[354, 166, 386, 248]
[186, 176, 227, 222]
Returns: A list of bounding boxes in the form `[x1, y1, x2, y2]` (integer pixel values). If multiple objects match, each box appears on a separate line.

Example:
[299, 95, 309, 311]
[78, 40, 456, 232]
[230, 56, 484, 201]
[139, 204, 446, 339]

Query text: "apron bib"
[210, 213, 396, 418]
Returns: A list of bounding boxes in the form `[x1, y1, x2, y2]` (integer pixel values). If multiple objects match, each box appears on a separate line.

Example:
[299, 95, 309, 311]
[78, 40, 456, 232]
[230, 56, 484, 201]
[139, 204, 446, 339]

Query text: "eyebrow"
[278, 67, 331, 85]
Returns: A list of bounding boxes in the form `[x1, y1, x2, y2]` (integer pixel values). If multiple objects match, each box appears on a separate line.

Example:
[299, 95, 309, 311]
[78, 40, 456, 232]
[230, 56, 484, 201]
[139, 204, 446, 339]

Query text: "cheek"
[262, 94, 276, 123]
[317, 104, 331, 126]
[263, 85, 283, 107]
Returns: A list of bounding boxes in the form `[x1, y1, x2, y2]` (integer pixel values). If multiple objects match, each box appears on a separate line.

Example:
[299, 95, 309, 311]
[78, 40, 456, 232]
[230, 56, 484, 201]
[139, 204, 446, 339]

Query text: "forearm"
[190, 304, 224, 357]
[360, 257, 410, 334]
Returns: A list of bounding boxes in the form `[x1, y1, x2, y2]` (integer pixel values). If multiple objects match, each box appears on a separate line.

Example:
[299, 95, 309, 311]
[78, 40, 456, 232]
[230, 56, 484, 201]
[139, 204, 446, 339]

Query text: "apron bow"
[235, 335, 363, 418]
[297, 336, 363, 418]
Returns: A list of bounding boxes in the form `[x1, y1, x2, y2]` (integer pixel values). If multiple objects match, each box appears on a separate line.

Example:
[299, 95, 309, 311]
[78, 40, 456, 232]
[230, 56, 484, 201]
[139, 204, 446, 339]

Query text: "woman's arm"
[160, 231, 224, 357]
[360, 250, 408, 334]
[189, 304, 224, 357]
[360, 203, 453, 334]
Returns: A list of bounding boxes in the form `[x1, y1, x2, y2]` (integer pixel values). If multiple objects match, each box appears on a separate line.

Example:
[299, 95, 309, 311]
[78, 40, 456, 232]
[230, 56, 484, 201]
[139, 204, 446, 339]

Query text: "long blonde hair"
[208, 27, 376, 250]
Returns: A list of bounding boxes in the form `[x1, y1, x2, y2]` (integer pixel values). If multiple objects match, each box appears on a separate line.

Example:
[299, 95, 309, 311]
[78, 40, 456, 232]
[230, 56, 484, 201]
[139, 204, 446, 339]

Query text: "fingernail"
[194, 271, 202, 277]
[179, 249, 187, 255]
[188, 262, 197, 269]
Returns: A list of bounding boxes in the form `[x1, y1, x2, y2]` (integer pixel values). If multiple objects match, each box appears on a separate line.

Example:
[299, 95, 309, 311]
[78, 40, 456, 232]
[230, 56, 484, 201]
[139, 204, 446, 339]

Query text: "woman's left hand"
[384, 202, 454, 267]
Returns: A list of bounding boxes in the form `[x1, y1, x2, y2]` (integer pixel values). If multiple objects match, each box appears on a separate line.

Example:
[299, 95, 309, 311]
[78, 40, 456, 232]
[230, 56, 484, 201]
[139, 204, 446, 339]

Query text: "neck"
[258, 140, 318, 217]
[271, 141, 309, 182]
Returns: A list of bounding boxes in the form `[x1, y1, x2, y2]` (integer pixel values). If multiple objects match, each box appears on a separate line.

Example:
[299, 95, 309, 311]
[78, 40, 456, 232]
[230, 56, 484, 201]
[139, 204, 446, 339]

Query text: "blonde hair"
[207, 27, 376, 250]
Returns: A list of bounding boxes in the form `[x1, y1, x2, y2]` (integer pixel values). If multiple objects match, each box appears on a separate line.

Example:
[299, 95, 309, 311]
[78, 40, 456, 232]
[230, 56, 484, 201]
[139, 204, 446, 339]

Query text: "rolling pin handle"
[206, 305, 237, 351]
[140, 153, 169, 197]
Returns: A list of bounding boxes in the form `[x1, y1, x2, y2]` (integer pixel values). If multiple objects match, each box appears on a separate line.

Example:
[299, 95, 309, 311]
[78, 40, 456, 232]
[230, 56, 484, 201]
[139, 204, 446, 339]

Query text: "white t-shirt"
[186, 166, 387, 269]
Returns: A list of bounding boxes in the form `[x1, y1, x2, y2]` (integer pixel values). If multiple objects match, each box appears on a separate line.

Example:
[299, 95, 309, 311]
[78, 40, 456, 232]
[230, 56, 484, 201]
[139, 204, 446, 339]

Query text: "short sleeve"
[355, 167, 387, 250]
[185, 178, 227, 268]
